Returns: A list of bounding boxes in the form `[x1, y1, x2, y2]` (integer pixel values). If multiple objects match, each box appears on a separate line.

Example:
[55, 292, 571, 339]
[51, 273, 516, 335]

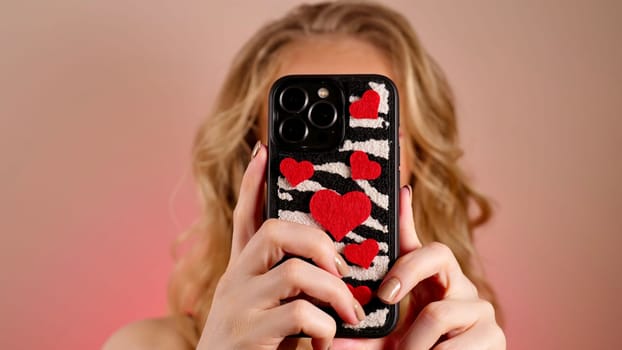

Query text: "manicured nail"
[353, 300, 366, 322]
[251, 141, 262, 159]
[403, 184, 412, 198]
[334, 254, 351, 277]
[378, 277, 401, 304]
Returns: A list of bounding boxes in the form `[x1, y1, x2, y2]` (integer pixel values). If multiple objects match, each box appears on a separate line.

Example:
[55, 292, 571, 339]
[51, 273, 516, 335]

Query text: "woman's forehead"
[274, 36, 395, 79]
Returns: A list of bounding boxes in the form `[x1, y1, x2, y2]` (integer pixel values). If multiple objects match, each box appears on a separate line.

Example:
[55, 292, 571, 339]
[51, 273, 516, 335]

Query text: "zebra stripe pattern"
[276, 81, 395, 331]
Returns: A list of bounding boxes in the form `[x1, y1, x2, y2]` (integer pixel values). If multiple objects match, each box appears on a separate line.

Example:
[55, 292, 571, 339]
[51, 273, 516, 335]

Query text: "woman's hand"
[197, 143, 364, 350]
[332, 186, 505, 350]
[377, 186, 506, 349]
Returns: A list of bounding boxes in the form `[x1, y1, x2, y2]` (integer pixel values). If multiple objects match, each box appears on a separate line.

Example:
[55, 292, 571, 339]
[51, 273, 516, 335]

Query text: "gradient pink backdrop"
[1, 1, 620, 349]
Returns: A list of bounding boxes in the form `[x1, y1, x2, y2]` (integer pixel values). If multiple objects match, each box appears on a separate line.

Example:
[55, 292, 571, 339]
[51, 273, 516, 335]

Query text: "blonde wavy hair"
[168, 0, 496, 345]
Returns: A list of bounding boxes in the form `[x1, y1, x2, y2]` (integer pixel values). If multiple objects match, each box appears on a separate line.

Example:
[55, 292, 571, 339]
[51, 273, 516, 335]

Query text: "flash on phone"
[317, 87, 329, 98]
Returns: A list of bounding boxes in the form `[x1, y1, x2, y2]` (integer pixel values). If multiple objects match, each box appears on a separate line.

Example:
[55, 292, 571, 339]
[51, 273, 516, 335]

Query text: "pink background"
[1, 1, 621, 348]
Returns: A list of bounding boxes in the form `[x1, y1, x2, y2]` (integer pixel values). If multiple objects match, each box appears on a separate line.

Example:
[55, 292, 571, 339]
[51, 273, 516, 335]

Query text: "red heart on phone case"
[280, 158, 314, 187]
[349, 90, 380, 119]
[348, 284, 373, 306]
[309, 190, 371, 241]
[350, 151, 381, 180]
[344, 239, 379, 269]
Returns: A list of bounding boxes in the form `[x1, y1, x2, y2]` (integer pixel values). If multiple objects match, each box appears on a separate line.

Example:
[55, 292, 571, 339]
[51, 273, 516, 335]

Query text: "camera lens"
[279, 87, 308, 113]
[279, 118, 308, 143]
[308, 101, 337, 128]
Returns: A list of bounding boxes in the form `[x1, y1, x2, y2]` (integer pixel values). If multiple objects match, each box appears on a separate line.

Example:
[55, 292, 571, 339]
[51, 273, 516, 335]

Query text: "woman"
[104, 1, 505, 349]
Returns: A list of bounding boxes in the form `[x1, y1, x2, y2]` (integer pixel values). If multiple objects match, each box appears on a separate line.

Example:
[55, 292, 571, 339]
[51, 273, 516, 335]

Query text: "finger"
[401, 299, 492, 350]
[311, 338, 332, 350]
[235, 219, 349, 278]
[432, 321, 506, 350]
[377, 242, 478, 304]
[399, 185, 422, 254]
[230, 142, 267, 260]
[254, 258, 362, 325]
[253, 299, 336, 350]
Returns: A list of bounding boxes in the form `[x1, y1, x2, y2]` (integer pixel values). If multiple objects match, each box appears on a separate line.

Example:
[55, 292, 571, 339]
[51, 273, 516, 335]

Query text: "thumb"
[399, 185, 422, 254]
[230, 141, 267, 261]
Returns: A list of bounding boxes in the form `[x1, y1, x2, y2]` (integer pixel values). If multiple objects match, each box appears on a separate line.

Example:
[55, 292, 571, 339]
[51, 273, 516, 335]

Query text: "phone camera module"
[308, 101, 337, 129]
[279, 87, 308, 113]
[279, 118, 308, 143]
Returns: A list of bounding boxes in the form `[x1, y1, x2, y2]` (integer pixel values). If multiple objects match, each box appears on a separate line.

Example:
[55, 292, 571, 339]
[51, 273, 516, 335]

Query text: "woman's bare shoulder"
[102, 316, 194, 350]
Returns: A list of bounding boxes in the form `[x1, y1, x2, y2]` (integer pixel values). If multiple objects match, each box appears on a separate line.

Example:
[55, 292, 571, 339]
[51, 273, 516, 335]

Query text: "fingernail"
[251, 141, 262, 159]
[353, 300, 366, 322]
[334, 254, 351, 277]
[378, 277, 401, 304]
[405, 184, 412, 197]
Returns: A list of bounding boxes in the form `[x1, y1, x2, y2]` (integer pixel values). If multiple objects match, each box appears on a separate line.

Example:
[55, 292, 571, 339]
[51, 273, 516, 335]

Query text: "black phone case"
[266, 74, 399, 338]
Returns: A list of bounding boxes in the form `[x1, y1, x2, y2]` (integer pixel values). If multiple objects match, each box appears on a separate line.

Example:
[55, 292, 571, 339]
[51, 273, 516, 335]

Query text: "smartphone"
[266, 74, 399, 338]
